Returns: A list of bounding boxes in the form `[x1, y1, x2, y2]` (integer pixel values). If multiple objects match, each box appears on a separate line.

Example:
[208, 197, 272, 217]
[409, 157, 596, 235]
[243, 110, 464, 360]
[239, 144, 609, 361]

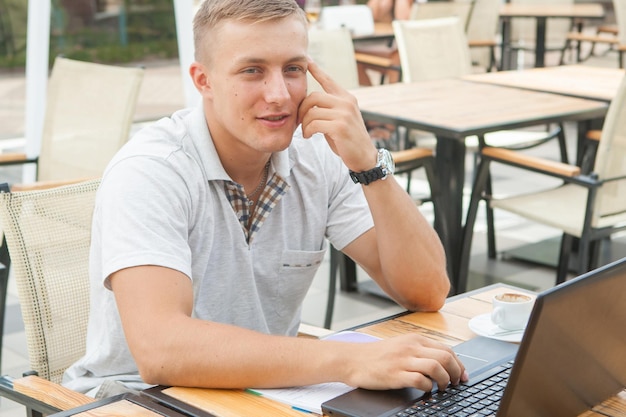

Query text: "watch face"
[378, 149, 395, 175]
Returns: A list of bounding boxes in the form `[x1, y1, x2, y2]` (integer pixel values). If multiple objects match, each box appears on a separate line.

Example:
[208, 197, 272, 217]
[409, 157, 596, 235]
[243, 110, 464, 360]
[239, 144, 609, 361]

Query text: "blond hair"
[193, 0, 307, 63]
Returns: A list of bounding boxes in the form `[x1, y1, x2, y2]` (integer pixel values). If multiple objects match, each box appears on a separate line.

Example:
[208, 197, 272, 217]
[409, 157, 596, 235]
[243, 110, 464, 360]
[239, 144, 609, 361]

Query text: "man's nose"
[264, 71, 291, 104]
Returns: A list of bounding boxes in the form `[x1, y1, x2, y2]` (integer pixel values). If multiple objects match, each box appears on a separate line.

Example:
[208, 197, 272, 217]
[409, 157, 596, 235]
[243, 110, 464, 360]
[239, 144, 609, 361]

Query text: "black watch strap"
[349, 167, 386, 185]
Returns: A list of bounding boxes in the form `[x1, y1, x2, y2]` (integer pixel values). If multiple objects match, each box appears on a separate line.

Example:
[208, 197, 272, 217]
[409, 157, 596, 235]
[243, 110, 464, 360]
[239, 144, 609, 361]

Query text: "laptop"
[322, 257, 626, 417]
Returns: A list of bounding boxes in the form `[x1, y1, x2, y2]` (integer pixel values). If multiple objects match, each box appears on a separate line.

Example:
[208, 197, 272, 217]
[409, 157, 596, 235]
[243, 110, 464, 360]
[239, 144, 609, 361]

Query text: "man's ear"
[189, 61, 212, 98]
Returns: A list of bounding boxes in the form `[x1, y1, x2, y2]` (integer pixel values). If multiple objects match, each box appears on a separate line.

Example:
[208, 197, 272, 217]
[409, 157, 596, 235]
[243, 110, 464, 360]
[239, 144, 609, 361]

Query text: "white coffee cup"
[491, 293, 534, 330]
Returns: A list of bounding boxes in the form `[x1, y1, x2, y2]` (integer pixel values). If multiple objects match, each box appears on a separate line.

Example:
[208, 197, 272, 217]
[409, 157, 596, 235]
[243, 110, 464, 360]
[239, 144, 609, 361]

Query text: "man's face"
[199, 16, 309, 155]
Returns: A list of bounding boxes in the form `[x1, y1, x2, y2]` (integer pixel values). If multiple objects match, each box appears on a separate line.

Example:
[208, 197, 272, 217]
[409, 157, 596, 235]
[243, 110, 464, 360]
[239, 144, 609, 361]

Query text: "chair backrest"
[37, 57, 144, 182]
[466, 0, 501, 68]
[592, 74, 626, 224]
[307, 27, 360, 92]
[0, 179, 100, 384]
[410, 1, 474, 31]
[393, 17, 472, 83]
[319, 5, 375, 36]
[613, 0, 626, 45]
[510, 0, 574, 49]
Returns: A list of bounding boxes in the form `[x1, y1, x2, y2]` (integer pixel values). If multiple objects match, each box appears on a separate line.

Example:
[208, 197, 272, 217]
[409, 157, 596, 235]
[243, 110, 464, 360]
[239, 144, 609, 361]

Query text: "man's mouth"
[262, 115, 288, 121]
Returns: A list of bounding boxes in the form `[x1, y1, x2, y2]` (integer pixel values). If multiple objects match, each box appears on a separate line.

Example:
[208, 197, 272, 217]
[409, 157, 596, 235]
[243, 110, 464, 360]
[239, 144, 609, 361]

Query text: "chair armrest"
[0, 152, 31, 165]
[14, 375, 95, 411]
[392, 147, 433, 165]
[354, 52, 401, 73]
[586, 129, 602, 142]
[597, 25, 618, 35]
[482, 147, 581, 177]
[565, 32, 618, 45]
[468, 39, 498, 48]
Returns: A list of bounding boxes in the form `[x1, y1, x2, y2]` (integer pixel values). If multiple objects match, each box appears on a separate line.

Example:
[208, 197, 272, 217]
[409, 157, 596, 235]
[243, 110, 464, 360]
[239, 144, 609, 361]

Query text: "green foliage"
[0, 0, 180, 70]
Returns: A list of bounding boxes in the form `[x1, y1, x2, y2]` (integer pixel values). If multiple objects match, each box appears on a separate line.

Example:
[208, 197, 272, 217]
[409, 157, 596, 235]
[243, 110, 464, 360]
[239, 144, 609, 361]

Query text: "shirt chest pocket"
[273, 249, 327, 318]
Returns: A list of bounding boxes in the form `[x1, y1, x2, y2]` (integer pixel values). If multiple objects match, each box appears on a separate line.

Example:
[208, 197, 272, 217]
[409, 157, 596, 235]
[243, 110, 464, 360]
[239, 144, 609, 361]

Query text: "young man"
[63, 0, 466, 398]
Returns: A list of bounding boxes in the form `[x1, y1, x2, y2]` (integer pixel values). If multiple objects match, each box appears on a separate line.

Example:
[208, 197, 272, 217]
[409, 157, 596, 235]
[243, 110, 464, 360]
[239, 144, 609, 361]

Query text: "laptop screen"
[499, 257, 626, 417]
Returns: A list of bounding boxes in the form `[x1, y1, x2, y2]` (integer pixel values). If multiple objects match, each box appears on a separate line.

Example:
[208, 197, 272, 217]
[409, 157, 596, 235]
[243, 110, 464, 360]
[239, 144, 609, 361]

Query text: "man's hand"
[338, 333, 468, 391]
[298, 58, 378, 173]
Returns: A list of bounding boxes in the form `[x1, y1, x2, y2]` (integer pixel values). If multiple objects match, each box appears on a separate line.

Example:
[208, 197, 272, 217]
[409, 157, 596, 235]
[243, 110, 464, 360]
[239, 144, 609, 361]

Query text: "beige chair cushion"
[491, 184, 626, 237]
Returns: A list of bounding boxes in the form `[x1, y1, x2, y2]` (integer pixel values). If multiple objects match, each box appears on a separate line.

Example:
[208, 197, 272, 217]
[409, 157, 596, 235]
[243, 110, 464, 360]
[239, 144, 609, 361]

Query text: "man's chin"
[259, 130, 297, 152]
[264, 138, 292, 153]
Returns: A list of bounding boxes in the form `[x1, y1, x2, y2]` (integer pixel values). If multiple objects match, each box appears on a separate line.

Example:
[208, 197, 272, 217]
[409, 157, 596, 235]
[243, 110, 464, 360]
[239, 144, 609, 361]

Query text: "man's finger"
[307, 56, 343, 95]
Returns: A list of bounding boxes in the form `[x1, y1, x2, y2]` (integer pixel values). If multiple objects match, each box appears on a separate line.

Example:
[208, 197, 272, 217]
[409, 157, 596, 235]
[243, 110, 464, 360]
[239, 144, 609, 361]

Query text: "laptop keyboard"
[393, 360, 514, 417]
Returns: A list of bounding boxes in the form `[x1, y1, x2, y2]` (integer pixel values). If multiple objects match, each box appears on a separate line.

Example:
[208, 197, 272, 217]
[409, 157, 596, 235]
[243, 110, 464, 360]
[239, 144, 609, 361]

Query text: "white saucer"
[468, 313, 526, 343]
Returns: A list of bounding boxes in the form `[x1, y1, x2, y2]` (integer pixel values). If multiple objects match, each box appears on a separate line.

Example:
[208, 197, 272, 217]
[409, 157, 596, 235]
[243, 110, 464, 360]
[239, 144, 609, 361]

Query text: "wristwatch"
[349, 148, 395, 185]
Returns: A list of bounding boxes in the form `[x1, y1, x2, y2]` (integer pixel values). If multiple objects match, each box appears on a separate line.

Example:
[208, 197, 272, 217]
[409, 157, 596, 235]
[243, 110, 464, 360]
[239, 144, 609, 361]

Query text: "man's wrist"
[349, 149, 395, 185]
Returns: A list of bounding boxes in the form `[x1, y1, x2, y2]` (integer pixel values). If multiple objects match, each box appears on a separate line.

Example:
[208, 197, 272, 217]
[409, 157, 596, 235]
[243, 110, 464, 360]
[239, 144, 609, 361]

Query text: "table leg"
[534, 17, 547, 67]
[435, 136, 466, 294]
[500, 17, 512, 70]
[337, 248, 358, 293]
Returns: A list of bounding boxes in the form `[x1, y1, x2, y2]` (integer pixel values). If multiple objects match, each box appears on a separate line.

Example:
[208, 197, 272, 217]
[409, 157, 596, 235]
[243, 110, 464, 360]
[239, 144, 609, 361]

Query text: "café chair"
[458, 74, 626, 293]
[0, 57, 142, 375]
[308, 27, 444, 328]
[0, 56, 144, 184]
[412, 0, 501, 73]
[465, 0, 501, 72]
[0, 179, 101, 416]
[560, 0, 625, 68]
[409, 0, 473, 30]
[393, 17, 473, 83]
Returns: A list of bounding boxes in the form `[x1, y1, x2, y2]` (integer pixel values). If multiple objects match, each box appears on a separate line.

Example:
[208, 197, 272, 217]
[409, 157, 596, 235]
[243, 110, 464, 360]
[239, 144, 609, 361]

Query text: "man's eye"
[285, 66, 304, 73]
[243, 68, 261, 74]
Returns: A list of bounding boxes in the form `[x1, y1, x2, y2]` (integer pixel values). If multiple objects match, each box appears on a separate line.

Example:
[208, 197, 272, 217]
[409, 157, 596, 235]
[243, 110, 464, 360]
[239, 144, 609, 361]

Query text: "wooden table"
[50, 284, 626, 416]
[462, 64, 623, 164]
[348, 78, 608, 291]
[462, 64, 623, 102]
[500, 3, 605, 68]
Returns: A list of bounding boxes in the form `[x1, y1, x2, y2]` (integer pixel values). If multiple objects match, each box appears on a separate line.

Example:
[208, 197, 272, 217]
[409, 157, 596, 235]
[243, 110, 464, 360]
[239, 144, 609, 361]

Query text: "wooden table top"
[462, 65, 624, 102]
[152, 284, 626, 417]
[55, 284, 626, 417]
[500, 3, 605, 19]
[349, 78, 608, 139]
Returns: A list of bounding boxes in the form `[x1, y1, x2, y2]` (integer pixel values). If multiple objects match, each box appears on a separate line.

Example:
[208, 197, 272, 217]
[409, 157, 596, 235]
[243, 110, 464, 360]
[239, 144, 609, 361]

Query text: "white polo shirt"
[63, 106, 374, 394]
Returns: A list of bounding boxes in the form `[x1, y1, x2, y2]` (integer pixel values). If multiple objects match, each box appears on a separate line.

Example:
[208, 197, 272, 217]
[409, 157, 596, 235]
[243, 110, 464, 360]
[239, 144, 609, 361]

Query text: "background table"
[463, 64, 622, 163]
[462, 65, 622, 102]
[349, 78, 608, 292]
[500, 3, 605, 68]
